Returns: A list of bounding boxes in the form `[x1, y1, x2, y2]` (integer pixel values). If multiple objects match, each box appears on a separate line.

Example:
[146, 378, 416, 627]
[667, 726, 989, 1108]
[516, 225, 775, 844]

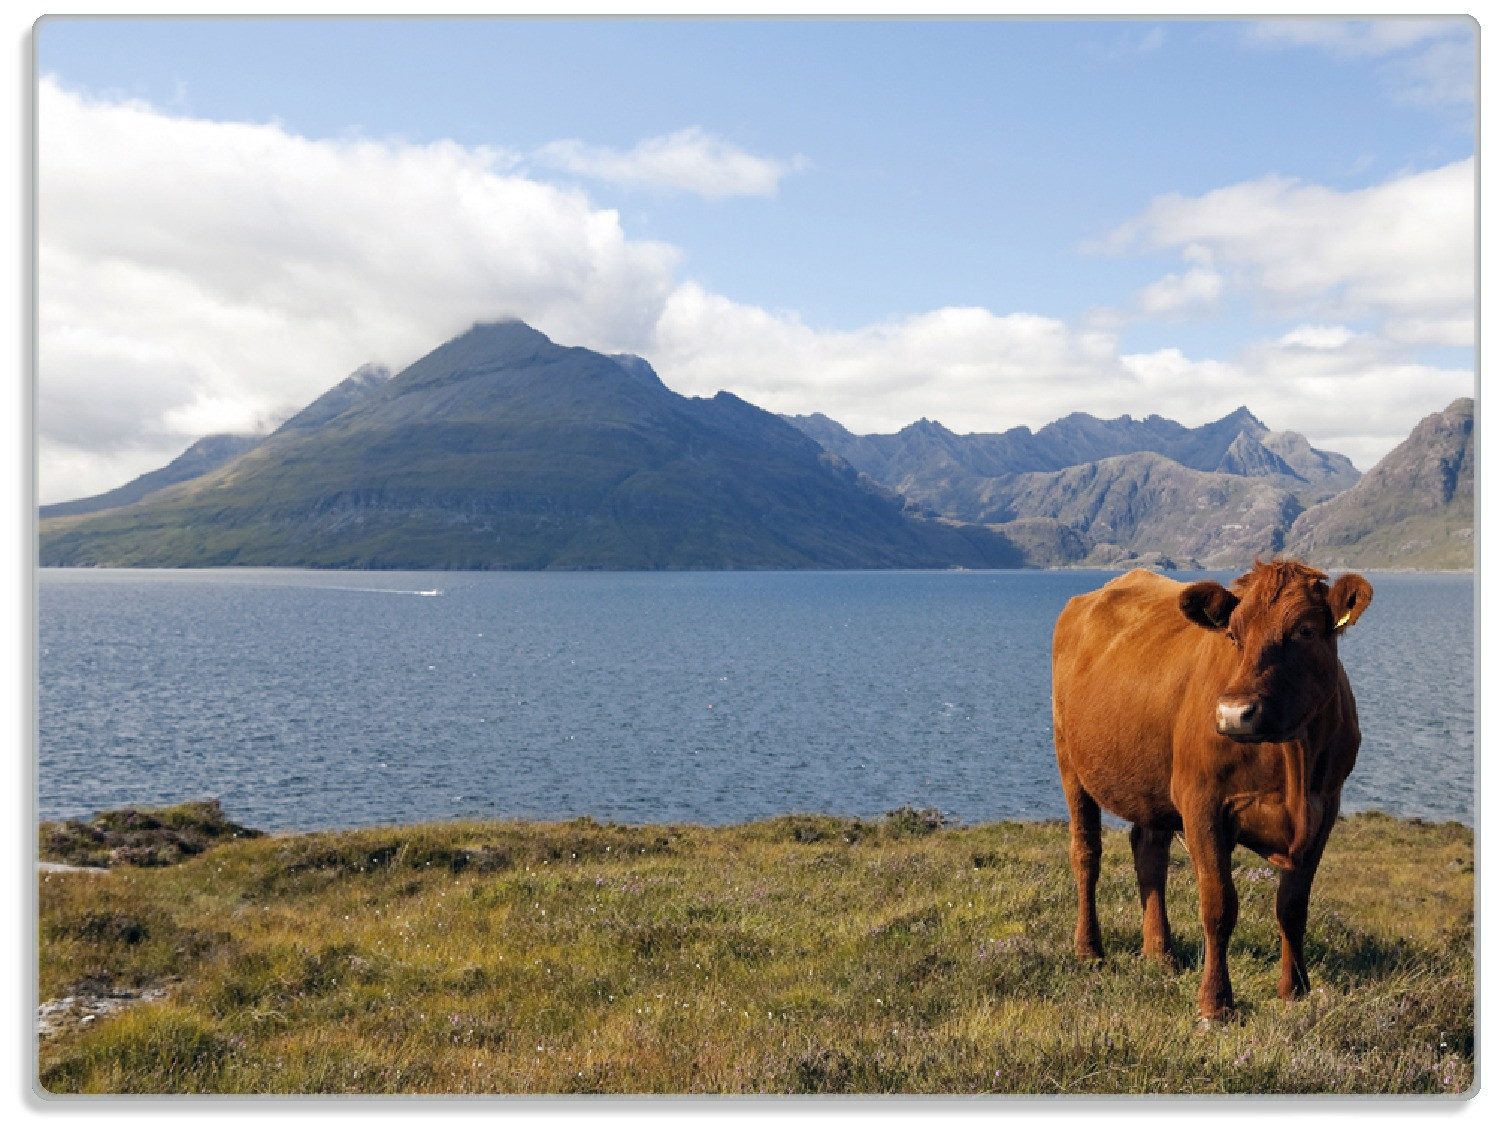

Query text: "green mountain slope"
[39, 321, 1021, 570]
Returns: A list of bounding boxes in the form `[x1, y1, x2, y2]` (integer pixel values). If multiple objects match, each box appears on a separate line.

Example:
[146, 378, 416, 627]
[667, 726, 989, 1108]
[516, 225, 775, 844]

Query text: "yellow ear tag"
[1335, 611, 1352, 629]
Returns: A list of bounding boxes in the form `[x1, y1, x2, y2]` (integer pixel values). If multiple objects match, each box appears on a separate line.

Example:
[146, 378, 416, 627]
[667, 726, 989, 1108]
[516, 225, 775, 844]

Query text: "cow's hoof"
[1195, 1006, 1239, 1028]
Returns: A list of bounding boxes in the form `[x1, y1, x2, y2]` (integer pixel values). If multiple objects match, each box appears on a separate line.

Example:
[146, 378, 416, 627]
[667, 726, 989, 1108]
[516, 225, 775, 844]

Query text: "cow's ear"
[1179, 582, 1239, 631]
[1328, 573, 1373, 633]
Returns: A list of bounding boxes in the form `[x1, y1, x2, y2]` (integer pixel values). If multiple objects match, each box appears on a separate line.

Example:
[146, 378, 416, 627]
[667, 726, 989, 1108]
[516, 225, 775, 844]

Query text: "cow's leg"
[1182, 813, 1238, 1020]
[1061, 775, 1104, 959]
[1129, 824, 1176, 964]
[1275, 797, 1339, 1001]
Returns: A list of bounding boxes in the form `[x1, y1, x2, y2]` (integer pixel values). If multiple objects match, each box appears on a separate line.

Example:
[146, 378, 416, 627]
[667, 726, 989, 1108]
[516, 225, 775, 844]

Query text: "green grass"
[36, 807, 1472, 1095]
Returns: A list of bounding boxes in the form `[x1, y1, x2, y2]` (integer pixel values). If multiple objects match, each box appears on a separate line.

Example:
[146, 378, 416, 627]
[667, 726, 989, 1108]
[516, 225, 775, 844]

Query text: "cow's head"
[1178, 560, 1372, 743]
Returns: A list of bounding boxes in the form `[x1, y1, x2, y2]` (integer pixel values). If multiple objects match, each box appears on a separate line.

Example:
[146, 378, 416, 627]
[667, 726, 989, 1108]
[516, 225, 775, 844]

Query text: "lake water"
[37, 568, 1474, 832]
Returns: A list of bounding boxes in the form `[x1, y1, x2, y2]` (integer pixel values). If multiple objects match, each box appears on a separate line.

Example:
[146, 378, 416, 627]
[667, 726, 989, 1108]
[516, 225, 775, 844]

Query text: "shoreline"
[39, 802, 1474, 874]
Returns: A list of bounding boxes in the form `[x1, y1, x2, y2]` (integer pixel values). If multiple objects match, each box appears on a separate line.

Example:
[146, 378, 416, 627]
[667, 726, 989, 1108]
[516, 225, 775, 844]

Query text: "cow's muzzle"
[1215, 697, 1263, 740]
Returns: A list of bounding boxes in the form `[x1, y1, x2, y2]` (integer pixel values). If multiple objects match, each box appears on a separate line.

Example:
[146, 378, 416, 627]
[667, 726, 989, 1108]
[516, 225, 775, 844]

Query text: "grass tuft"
[40, 800, 265, 869]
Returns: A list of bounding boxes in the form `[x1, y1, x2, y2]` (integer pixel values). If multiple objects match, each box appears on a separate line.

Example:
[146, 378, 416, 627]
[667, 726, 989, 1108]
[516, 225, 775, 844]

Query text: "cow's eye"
[1294, 623, 1317, 642]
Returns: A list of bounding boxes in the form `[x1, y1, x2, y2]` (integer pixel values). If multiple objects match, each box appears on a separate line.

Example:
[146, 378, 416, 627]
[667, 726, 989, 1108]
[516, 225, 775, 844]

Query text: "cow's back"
[1052, 569, 1224, 827]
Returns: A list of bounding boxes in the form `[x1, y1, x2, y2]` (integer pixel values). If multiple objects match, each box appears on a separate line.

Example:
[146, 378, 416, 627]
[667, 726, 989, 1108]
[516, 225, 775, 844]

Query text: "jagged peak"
[1215, 405, 1267, 430]
[903, 417, 956, 437]
[1440, 397, 1475, 419]
[784, 412, 857, 438]
[1216, 430, 1303, 481]
[1041, 410, 1142, 435]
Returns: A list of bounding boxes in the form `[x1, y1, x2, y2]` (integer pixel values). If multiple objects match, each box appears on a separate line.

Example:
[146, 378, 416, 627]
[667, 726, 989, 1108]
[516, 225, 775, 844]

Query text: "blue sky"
[35, 16, 1477, 500]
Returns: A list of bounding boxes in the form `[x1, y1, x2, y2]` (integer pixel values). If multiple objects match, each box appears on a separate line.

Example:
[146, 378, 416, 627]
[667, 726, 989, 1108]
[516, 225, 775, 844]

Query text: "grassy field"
[36, 805, 1473, 1095]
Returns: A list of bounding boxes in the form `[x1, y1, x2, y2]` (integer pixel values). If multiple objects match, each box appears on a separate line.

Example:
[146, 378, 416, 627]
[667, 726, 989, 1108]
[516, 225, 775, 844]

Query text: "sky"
[34, 15, 1477, 504]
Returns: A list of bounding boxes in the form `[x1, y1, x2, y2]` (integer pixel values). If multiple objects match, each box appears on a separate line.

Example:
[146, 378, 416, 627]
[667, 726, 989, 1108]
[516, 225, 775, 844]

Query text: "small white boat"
[416, 589, 443, 597]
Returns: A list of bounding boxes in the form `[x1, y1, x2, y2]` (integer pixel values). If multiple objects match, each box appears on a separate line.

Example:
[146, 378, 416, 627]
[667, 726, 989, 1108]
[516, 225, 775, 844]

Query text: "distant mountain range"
[787, 407, 1359, 501]
[785, 405, 1363, 567]
[38, 319, 1472, 570]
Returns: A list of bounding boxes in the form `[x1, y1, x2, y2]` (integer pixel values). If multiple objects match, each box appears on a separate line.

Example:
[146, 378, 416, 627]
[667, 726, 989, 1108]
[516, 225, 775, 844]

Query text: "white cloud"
[1136, 267, 1223, 316]
[1111, 160, 1474, 347]
[1387, 35, 1478, 108]
[652, 285, 1123, 435]
[1233, 328, 1472, 467]
[1245, 18, 1465, 58]
[37, 79, 1472, 505]
[649, 286, 1468, 470]
[1277, 324, 1356, 351]
[1244, 18, 1474, 106]
[38, 77, 680, 501]
[533, 128, 803, 198]
[1136, 27, 1166, 54]
[1089, 25, 1167, 60]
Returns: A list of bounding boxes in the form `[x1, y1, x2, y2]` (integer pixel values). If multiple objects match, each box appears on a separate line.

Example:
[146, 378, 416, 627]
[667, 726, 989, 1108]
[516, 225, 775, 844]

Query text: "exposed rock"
[38, 983, 168, 1039]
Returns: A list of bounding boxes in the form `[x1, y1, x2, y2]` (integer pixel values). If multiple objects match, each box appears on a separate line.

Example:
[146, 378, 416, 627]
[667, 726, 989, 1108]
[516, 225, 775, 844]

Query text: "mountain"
[39, 433, 264, 520]
[969, 452, 1306, 567]
[42, 321, 1461, 572]
[784, 406, 1363, 566]
[1259, 430, 1363, 495]
[785, 407, 1359, 507]
[1286, 398, 1474, 569]
[273, 362, 392, 433]
[39, 321, 1022, 570]
[39, 364, 394, 520]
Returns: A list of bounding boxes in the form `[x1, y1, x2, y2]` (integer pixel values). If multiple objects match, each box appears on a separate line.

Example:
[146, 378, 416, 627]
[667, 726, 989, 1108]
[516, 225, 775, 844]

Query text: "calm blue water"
[36, 568, 1474, 832]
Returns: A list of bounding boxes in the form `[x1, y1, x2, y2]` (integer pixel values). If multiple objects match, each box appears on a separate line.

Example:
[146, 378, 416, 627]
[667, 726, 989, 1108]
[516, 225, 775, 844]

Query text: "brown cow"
[1051, 560, 1372, 1020]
